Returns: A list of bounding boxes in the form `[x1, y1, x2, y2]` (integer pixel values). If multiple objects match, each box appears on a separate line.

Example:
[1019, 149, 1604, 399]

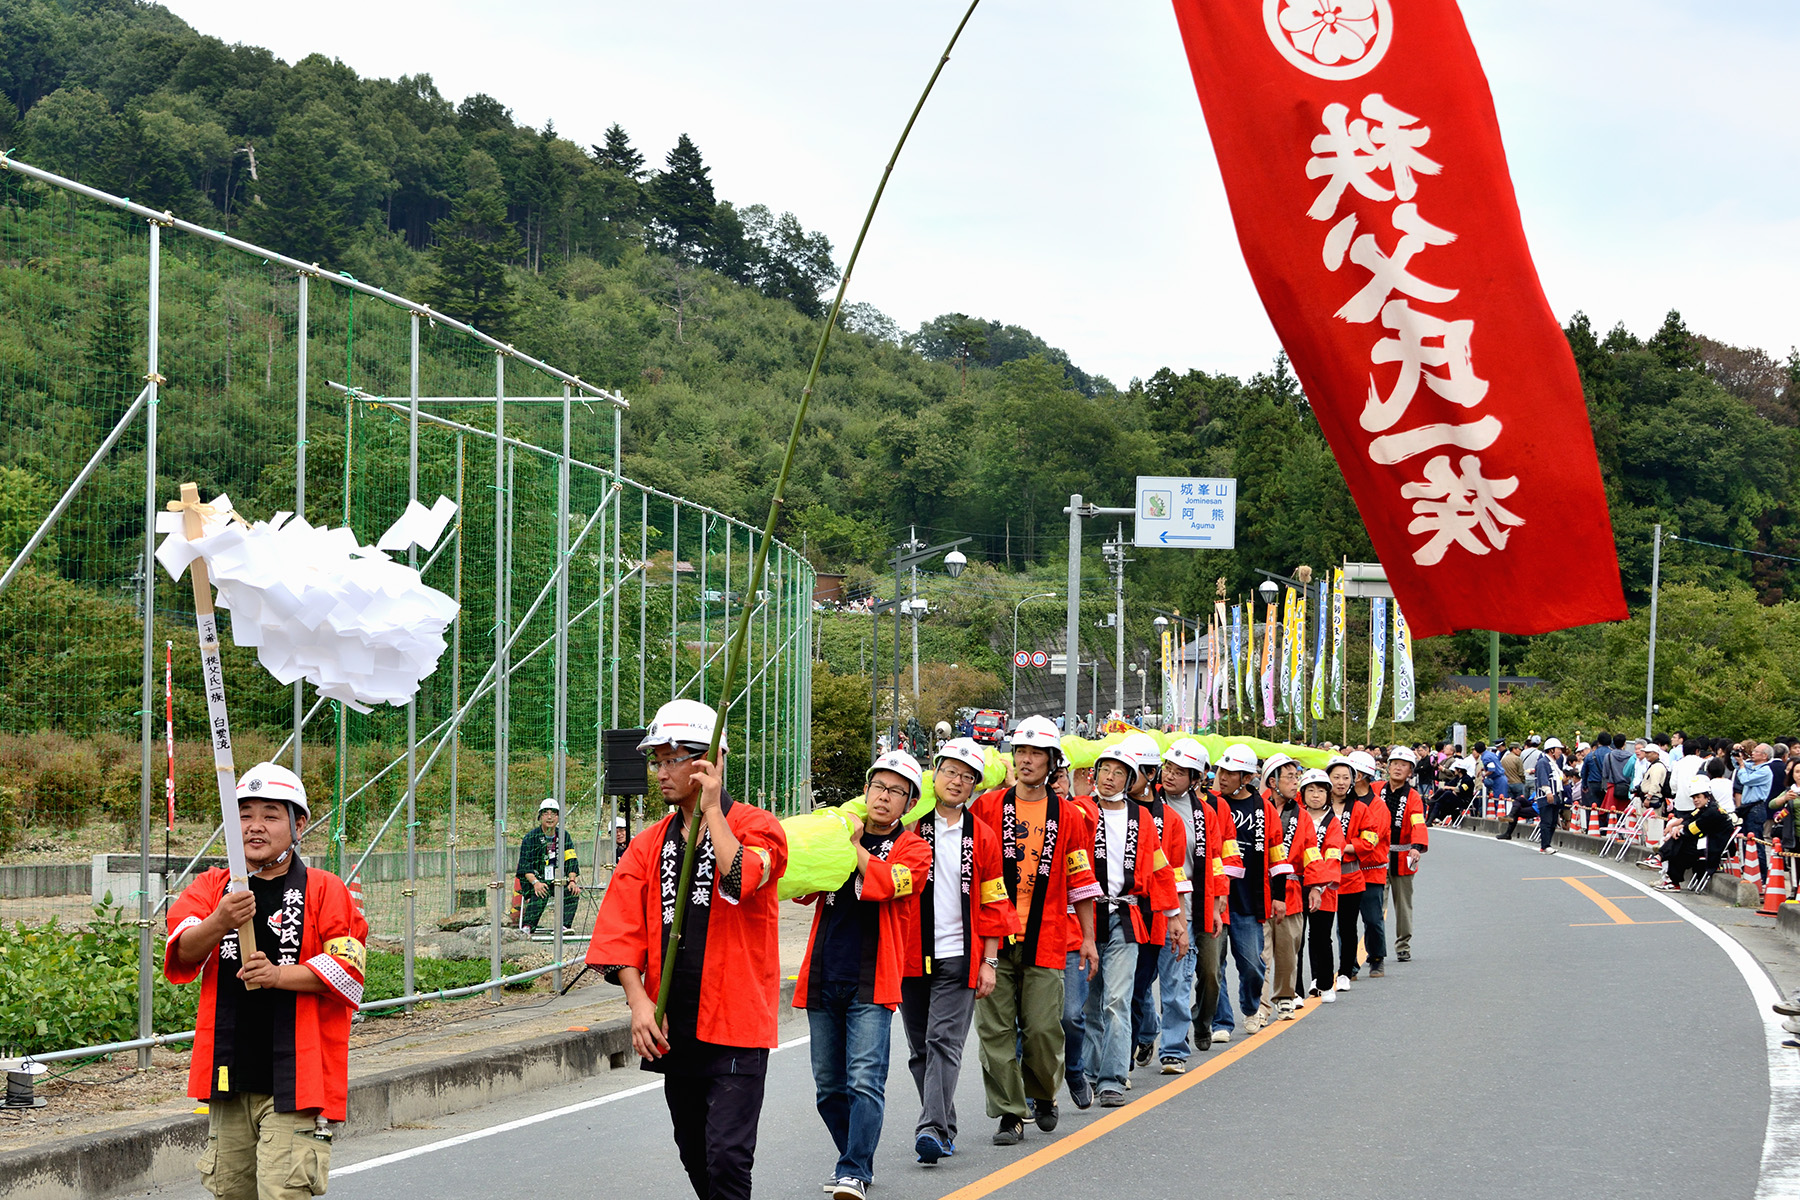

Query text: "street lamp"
[1133, 664, 1146, 714]
[1012, 591, 1059, 721]
[1152, 616, 1169, 723]
[944, 550, 967, 579]
[889, 533, 974, 746]
[1257, 579, 1280, 606]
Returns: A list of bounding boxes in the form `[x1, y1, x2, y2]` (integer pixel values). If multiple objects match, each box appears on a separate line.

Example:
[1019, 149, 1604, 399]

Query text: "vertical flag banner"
[1231, 603, 1244, 714]
[1330, 568, 1346, 713]
[1198, 623, 1214, 729]
[1393, 602, 1416, 722]
[1278, 588, 1294, 715]
[1214, 599, 1230, 717]
[1288, 586, 1307, 716]
[1242, 600, 1255, 707]
[1309, 578, 1328, 720]
[1367, 595, 1388, 731]
[1161, 626, 1175, 724]
[1261, 599, 1278, 727]
[1167, 1, 1626, 638]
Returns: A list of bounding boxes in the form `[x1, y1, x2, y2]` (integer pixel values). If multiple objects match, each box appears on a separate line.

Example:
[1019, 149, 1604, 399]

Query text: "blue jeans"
[1211, 911, 1265, 1031]
[1082, 911, 1138, 1092]
[1129, 938, 1161, 1049]
[807, 979, 895, 1185]
[1360, 882, 1388, 966]
[1061, 949, 1088, 1084]
[1156, 940, 1199, 1060]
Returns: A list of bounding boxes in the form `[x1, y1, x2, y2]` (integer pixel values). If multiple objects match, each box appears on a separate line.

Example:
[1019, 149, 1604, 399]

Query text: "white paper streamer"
[154, 493, 461, 712]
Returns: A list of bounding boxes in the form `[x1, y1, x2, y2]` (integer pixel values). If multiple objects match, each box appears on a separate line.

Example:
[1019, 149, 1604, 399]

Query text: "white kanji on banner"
[1402, 454, 1526, 564]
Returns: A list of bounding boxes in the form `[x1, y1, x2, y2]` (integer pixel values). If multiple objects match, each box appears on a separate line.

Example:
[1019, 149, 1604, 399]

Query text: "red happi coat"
[901, 809, 1021, 989]
[1297, 804, 1347, 912]
[1385, 784, 1431, 877]
[1328, 798, 1368, 896]
[1180, 791, 1239, 935]
[1135, 796, 1189, 946]
[585, 798, 788, 1048]
[1274, 802, 1340, 915]
[1352, 790, 1394, 886]
[164, 862, 367, 1121]
[1089, 800, 1181, 946]
[971, 786, 1102, 969]
[794, 827, 933, 1010]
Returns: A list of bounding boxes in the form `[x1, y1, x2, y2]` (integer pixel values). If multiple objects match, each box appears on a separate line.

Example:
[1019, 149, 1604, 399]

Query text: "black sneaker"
[1196, 1028, 1213, 1052]
[1370, 964, 1386, 978]
[1067, 1073, 1094, 1110]
[1396, 949, 1411, 962]
[994, 1115, 1025, 1145]
[1034, 1100, 1059, 1132]
[1131, 1042, 1155, 1069]
[915, 1131, 946, 1164]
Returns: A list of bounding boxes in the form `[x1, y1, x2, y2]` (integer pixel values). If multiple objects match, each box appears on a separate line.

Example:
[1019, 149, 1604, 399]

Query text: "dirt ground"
[0, 900, 817, 1154]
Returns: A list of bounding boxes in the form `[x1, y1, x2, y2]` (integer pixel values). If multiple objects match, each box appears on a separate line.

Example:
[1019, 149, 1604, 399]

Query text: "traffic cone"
[1757, 838, 1787, 916]
[1586, 807, 1600, 838]
[1743, 836, 1761, 888]
[347, 870, 365, 920]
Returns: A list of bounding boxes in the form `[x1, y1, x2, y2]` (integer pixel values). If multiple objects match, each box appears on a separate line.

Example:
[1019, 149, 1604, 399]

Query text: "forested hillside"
[2, 0, 1798, 695]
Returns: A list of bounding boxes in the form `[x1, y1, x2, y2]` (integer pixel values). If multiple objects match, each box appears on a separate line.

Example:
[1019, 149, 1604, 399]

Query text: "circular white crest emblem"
[1264, 0, 1393, 80]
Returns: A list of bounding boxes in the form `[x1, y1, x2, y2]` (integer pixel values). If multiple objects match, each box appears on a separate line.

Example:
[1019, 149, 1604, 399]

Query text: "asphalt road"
[132, 828, 1780, 1200]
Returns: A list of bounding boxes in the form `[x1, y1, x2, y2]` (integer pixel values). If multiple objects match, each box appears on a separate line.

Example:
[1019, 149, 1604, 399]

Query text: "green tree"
[591, 123, 643, 177]
[421, 149, 521, 338]
[811, 662, 874, 806]
[649, 133, 715, 260]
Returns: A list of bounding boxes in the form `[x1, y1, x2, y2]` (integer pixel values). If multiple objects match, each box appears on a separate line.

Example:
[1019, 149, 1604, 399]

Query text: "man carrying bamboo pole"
[584, 699, 788, 1200]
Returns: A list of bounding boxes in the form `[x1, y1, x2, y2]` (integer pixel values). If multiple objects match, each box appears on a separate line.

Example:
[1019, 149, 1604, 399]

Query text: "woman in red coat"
[1297, 769, 1345, 1003]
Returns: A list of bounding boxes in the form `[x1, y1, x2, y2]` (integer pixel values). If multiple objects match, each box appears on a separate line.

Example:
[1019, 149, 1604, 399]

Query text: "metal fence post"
[490, 353, 507, 999]
[294, 272, 307, 775]
[403, 311, 420, 1008]
[551, 388, 571, 988]
[135, 219, 164, 1069]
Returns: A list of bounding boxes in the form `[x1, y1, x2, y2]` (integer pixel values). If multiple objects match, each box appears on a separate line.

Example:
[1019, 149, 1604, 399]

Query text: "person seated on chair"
[1659, 776, 1733, 891]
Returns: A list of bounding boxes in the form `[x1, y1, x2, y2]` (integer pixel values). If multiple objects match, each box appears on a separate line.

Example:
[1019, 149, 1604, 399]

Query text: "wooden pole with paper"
[167, 481, 261, 988]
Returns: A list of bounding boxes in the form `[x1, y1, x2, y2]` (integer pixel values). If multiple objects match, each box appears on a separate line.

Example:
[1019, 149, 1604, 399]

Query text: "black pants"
[1305, 908, 1336, 992]
[1336, 891, 1364, 980]
[664, 1068, 767, 1200]
[1130, 939, 1161, 1049]
[1539, 803, 1562, 850]
[1664, 833, 1701, 886]
[1497, 796, 1535, 839]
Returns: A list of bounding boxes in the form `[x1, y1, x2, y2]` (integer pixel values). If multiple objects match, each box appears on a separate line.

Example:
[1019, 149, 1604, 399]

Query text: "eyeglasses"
[653, 749, 707, 773]
[867, 781, 912, 802]
[937, 767, 980, 787]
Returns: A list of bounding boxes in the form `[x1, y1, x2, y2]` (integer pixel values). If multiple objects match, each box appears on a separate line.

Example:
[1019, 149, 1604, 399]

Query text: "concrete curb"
[0, 979, 799, 1200]
[1460, 815, 1759, 905]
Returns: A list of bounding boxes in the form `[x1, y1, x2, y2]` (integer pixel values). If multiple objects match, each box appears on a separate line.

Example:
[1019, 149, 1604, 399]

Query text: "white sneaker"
[1277, 999, 1296, 1021]
[1321, 988, 1337, 1003]
[1782, 1016, 1800, 1036]
[1336, 974, 1353, 992]
[1293, 997, 1306, 1011]
[1243, 1013, 1263, 1034]
[1212, 1029, 1230, 1044]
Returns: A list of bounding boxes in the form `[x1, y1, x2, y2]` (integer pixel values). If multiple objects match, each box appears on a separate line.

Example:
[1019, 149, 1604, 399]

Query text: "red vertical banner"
[1169, 0, 1625, 638]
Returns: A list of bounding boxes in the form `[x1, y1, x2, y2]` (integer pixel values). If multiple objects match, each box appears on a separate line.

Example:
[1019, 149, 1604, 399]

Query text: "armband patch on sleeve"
[751, 846, 773, 889]
[1326, 847, 1342, 860]
[979, 877, 1009, 905]
[1409, 814, 1425, 826]
[1269, 845, 1288, 862]
[1153, 848, 1170, 871]
[1173, 866, 1188, 883]
[1221, 839, 1240, 857]
[1066, 849, 1091, 873]
[1301, 847, 1321, 866]
[324, 935, 367, 976]
[1212, 860, 1226, 876]
[564, 847, 579, 859]
[1361, 831, 1379, 845]
[890, 864, 914, 897]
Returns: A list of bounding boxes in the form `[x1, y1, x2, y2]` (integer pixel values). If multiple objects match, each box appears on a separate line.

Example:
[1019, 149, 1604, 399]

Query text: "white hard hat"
[236, 762, 309, 819]
[614, 816, 628, 828]
[1348, 750, 1381, 779]
[1162, 738, 1210, 773]
[638, 699, 728, 754]
[1299, 767, 1331, 791]
[1217, 744, 1260, 775]
[867, 749, 925, 798]
[1119, 732, 1163, 771]
[1326, 754, 1357, 774]
[934, 737, 987, 779]
[1389, 746, 1417, 766]
[1685, 774, 1713, 799]
[1094, 740, 1139, 776]
[1261, 752, 1298, 785]
[1576, 741, 1591, 752]
[538, 797, 561, 813]
[1543, 738, 1564, 751]
[1010, 715, 1064, 757]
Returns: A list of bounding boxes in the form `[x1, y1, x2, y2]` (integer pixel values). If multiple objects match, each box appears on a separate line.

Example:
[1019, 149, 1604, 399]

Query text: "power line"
[1667, 534, 1800, 565]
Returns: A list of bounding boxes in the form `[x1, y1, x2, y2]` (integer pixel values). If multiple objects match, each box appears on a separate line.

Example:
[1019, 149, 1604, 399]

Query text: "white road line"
[333, 1034, 813, 1176]
[1449, 829, 1800, 1199]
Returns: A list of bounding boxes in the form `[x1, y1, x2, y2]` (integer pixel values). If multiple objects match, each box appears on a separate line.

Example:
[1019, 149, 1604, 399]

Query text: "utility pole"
[910, 524, 921, 702]
[1063, 495, 1133, 734]
[1104, 524, 1128, 717]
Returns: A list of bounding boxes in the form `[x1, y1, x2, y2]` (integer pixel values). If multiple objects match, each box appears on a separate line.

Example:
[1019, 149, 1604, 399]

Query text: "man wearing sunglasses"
[584, 700, 788, 1200]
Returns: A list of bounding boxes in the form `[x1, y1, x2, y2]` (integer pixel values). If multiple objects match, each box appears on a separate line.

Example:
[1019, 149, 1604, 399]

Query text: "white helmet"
[1389, 746, 1418, 766]
[1010, 715, 1064, 761]
[1119, 732, 1163, 772]
[1094, 739, 1139, 777]
[638, 698, 729, 754]
[1217, 744, 1260, 775]
[1684, 773, 1713, 799]
[1299, 768, 1331, 792]
[934, 737, 987, 779]
[1543, 738, 1564, 751]
[867, 749, 925, 798]
[1162, 738, 1210, 773]
[1261, 752, 1298, 785]
[1348, 750, 1381, 779]
[538, 797, 561, 813]
[236, 762, 309, 818]
[1326, 754, 1357, 775]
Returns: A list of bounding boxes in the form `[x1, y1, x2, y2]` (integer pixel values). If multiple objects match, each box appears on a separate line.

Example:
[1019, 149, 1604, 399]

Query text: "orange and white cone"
[1758, 838, 1787, 916]
[1587, 807, 1601, 838]
[1744, 836, 1762, 888]
[347, 870, 365, 921]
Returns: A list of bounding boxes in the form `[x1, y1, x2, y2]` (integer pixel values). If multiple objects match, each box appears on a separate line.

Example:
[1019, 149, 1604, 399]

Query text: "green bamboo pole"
[655, 0, 984, 1023]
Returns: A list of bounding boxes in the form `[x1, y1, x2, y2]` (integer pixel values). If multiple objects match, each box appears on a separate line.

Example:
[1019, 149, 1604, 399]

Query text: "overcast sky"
[159, 0, 1800, 388]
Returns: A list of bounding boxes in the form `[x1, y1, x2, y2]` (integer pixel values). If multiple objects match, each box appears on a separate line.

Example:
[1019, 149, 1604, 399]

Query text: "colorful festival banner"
[1367, 595, 1388, 731]
[1231, 603, 1244, 715]
[1214, 599, 1231, 717]
[1167, 0, 1626, 638]
[1161, 626, 1175, 725]
[1393, 602, 1416, 722]
[1309, 578, 1328, 720]
[1198, 622, 1214, 729]
[1288, 586, 1307, 716]
[1330, 568, 1346, 713]
[1261, 599, 1278, 727]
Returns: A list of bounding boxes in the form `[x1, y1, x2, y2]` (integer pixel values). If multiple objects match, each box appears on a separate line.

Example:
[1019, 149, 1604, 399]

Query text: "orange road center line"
[1525, 874, 1681, 926]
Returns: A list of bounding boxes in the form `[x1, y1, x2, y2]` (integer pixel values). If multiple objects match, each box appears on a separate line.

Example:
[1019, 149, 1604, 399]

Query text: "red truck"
[971, 709, 1007, 746]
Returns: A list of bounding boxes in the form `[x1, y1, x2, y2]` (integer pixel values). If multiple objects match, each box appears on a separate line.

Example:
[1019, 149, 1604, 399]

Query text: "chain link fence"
[0, 155, 814, 1058]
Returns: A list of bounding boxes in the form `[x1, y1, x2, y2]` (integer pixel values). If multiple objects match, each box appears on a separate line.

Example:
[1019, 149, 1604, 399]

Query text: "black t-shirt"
[220, 872, 288, 1097]
[1224, 791, 1267, 921]
[811, 831, 892, 987]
